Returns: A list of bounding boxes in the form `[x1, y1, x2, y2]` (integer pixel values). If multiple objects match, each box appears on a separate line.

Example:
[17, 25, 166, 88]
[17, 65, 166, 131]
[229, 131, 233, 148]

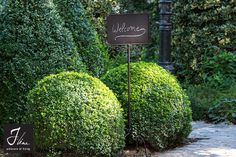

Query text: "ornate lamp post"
[159, 0, 174, 73]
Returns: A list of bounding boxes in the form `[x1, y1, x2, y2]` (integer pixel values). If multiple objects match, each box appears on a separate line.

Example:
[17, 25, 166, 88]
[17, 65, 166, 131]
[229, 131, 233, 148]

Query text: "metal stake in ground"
[127, 44, 132, 136]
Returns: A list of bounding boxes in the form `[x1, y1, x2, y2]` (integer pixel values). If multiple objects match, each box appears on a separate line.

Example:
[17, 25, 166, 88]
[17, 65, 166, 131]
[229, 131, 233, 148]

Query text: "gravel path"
[154, 121, 236, 157]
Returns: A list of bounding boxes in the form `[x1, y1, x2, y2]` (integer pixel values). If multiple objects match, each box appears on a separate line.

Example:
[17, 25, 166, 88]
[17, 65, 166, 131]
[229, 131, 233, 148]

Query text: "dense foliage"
[81, 0, 120, 38]
[54, 0, 109, 77]
[0, 0, 2, 12]
[172, 0, 236, 84]
[27, 72, 125, 156]
[201, 51, 236, 88]
[186, 84, 236, 120]
[0, 0, 85, 138]
[208, 99, 236, 124]
[102, 62, 192, 150]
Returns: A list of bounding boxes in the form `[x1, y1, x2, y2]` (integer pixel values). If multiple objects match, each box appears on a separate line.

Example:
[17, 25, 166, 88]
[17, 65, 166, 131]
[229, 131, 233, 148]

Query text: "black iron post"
[159, 0, 174, 73]
[127, 44, 132, 136]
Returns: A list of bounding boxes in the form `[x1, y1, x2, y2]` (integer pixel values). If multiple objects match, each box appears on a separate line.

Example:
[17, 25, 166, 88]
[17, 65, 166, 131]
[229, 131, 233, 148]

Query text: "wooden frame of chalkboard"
[106, 13, 150, 45]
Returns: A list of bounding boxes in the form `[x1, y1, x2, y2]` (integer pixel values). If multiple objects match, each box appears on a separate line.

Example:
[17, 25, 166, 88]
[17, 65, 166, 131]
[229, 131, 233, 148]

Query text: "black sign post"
[107, 13, 150, 136]
[127, 44, 131, 135]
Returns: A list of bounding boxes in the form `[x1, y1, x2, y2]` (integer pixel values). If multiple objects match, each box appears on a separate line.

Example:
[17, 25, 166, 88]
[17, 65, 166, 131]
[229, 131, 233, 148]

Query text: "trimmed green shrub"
[0, 0, 85, 138]
[172, 0, 236, 84]
[27, 72, 125, 156]
[208, 99, 236, 124]
[101, 62, 192, 150]
[54, 0, 109, 77]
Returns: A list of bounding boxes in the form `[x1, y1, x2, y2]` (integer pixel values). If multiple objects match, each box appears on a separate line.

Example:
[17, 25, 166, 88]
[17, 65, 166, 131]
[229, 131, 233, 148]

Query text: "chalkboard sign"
[107, 13, 150, 45]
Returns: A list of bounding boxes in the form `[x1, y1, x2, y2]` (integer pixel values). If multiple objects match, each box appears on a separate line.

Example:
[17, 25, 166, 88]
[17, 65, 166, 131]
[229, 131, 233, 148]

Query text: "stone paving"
[154, 121, 236, 157]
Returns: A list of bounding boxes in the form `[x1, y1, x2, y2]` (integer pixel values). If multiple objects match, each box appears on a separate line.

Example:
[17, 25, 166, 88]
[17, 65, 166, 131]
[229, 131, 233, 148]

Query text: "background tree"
[0, 0, 85, 138]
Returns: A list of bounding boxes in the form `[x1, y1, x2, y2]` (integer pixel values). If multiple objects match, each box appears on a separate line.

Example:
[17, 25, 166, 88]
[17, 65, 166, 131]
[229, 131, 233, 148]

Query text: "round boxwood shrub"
[27, 72, 125, 156]
[101, 62, 192, 150]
